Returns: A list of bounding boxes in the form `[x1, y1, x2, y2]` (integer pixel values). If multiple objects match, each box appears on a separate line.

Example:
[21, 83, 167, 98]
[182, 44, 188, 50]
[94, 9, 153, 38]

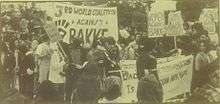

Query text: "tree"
[176, 0, 203, 22]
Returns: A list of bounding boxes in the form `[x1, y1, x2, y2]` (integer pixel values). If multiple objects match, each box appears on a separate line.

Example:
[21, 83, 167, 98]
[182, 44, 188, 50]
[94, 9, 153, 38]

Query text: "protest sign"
[119, 60, 138, 103]
[157, 56, 193, 101]
[117, 55, 192, 103]
[167, 11, 185, 36]
[52, 3, 118, 44]
[148, 12, 167, 37]
[199, 9, 218, 34]
[44, 21, 61, 43]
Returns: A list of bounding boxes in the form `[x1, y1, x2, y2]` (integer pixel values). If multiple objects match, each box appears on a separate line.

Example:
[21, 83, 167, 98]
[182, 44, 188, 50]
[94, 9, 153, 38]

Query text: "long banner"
[118, 56, 193, 103]
[52, 3, 118, 44]
[157, 56, 193, 100]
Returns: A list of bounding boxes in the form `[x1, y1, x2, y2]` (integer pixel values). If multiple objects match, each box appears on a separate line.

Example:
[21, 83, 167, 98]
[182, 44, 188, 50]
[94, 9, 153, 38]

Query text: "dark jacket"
[18, 52, 35, 76]
[136, 53, 157, 80]
[76, 48, 106, 103]
[137, 74, 163, 104]
[2, 44, 16, 71]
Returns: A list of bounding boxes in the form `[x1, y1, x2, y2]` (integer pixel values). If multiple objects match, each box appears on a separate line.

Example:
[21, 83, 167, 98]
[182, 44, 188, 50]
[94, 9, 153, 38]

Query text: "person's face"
[199, 43, 206, 52]
[31, 40, 39, 50]
[130, 35, 135, 41]
[120, 43, 125, 49]
[14, 40, 19, 47]
[5, 24, 12, 31]
[9, 5, 15, 12]
[199, 35, 207, 41]
[135, 35, 141, 42]
[191, 28, 197, 35]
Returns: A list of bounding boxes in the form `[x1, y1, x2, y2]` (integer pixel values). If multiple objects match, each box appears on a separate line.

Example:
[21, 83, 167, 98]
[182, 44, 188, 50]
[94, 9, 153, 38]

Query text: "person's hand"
[27, 68, 34, 75]
[75, 64, 83, 69]
[98, 60, 104, 64]
[83, 43, 91, 49]
[59, 71, 66, 76]
[34, 68, 38, 73]
[97, 45, 106, 51]
[63, 63, 69, 70]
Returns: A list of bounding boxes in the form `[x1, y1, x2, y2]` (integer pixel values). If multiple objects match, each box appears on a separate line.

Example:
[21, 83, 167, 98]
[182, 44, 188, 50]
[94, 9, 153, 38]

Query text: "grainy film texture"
[0, 0, 219, 104]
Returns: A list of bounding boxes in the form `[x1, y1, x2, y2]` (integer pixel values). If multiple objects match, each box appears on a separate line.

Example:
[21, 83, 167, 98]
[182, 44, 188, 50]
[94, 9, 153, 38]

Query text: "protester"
[100, 37, 123, 101]
[136, 36, 162, 103]
[75, 40, 106, 104]
[0, 37, 6, 98]
[136, 37, 158, 80]
[2, 36, 16, 89]
[48, 42, 65, 100]
[35, 80, 64, 104]
[104, 37, 121, 77]
[126, 33, 142, 59]
[137, 72, 163, 104]
[191, 42, 214, 91]
[17, 44, 35, 99]
[0, 2, 219, 104]
[118, 41, 128, 60]
[208, 46, 220, 87]
[35, 35, 50, 83]
[103, 75, 122, 101]
[118, 25, 131, 46]
[187, 46, 220, 104]
[58, 37, 83, 103]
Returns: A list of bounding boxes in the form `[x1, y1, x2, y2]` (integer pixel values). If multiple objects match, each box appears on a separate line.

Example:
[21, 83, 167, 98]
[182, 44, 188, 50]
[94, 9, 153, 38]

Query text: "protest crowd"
[0, 0, 219, 104]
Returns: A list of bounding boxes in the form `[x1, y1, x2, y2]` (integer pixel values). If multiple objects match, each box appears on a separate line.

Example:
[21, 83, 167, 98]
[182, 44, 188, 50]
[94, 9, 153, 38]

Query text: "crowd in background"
[0, 2, 48, 102]
[0, 2, 220, 104]
[0, 3, 141, 104]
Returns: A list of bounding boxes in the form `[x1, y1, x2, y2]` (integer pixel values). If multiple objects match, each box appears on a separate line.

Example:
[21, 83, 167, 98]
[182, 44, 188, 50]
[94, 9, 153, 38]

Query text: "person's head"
[14, 39, 20, 48]
[19, 45, 29, 54]
[119, 25, 125, 30]
[70, 37, 82, 49]
[135, 33, 142, 43]
[191, 23, 203, 34]
[140, 36, 155, 53]
[119, 42, 125, 49]
[130, 35, 135, 41]
[38, 80, 59, 101]
[46, 16, 53, 21]
[31, 40, 39, 50]
[3, 35, 12, 46]
[199, 34, 207, 42]
[183, 22, 190, 31]
[105, 84, 121, 101]
[8, 4, 15, 12]
[104, 76, 122, 101]
[198, 32, 210, 42]
[198, 42, 208, 53]
[20, 33, 29, 40]
[105, 37, 116, 49]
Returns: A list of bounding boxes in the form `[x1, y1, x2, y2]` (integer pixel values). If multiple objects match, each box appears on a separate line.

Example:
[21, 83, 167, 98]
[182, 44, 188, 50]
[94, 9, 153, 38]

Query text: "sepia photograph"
[0, 0, 219, 104]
